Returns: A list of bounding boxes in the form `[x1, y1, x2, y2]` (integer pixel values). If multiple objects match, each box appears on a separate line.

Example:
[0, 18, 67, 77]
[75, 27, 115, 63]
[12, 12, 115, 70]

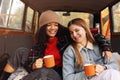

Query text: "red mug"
[43, 55, 55, 68]
[84, 64, 95, 76]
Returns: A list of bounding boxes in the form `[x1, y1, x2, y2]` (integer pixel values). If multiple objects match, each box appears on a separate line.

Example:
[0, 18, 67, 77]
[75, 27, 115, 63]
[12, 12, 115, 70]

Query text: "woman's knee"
[100, 69, 120, 80]
[4, 63, 15, 73]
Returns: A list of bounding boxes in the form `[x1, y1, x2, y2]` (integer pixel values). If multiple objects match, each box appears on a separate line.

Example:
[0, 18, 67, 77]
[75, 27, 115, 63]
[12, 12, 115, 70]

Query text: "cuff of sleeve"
[102, 47, 112, 51]
[104, 65, 113, 69]
[101, 44, 112, 51]
[104, 66, 107, 70]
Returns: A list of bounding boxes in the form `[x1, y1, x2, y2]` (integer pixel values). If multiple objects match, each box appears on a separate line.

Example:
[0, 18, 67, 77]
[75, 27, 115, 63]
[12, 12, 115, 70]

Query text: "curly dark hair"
[35, 24, 70, 46]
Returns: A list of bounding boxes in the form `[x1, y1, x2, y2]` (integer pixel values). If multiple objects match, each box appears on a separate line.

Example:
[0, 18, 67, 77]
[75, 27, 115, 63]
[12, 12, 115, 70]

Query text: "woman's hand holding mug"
[32, 58, 43, 69]
[95, 64, 106, 75]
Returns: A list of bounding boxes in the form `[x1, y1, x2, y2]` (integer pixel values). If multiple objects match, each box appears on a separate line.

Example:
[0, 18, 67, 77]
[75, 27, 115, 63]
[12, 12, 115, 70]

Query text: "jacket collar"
[77, 41, 93, 51]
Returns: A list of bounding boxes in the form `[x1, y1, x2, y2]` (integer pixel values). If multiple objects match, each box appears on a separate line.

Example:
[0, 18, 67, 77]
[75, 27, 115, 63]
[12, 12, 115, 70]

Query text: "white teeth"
[49, 30, 56, 34]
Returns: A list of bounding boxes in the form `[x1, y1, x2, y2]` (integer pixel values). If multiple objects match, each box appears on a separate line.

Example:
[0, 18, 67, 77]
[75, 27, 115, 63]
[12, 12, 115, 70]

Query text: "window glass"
[112, 2, 120, 32]
[34, 11, 39, 33]
[7, 0, 24, 30]
[101, 7, 110, 39]
[0, 0, 12, 27]
[25, 7, 34, 32]
[56, 12, 93, 28]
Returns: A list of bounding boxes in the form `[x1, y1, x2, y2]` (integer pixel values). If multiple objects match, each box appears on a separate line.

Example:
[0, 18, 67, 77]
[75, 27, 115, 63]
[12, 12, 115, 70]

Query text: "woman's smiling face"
[46, 22, 59, 38]
[69, 24, 87, 43]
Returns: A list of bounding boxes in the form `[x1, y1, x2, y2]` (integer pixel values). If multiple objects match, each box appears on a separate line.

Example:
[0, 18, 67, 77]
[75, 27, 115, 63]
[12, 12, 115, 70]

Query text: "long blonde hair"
[68, 18, 95, 67]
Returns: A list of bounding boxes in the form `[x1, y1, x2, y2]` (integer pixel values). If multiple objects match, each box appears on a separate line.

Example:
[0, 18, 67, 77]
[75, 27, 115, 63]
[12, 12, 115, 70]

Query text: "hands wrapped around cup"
[95, 64, 106, 75]
[84, 63, 107, 77]
[32, 58, 43, 69]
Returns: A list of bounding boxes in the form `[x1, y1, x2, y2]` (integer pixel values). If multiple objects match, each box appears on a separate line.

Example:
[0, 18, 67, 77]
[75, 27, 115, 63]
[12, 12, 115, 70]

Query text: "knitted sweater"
[45, 37, 62, 66]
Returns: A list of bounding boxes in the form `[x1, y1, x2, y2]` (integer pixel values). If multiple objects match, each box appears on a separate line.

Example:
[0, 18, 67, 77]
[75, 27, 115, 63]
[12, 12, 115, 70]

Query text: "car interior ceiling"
[21, 0, 119, 13]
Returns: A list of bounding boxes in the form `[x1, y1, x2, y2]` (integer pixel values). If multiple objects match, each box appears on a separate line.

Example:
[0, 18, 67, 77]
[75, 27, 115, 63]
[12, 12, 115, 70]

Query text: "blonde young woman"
[63, 18, 120, 80]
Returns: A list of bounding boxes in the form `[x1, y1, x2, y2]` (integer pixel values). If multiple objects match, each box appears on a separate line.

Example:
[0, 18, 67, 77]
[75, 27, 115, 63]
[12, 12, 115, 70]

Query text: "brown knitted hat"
[39, 10, 61, 28]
